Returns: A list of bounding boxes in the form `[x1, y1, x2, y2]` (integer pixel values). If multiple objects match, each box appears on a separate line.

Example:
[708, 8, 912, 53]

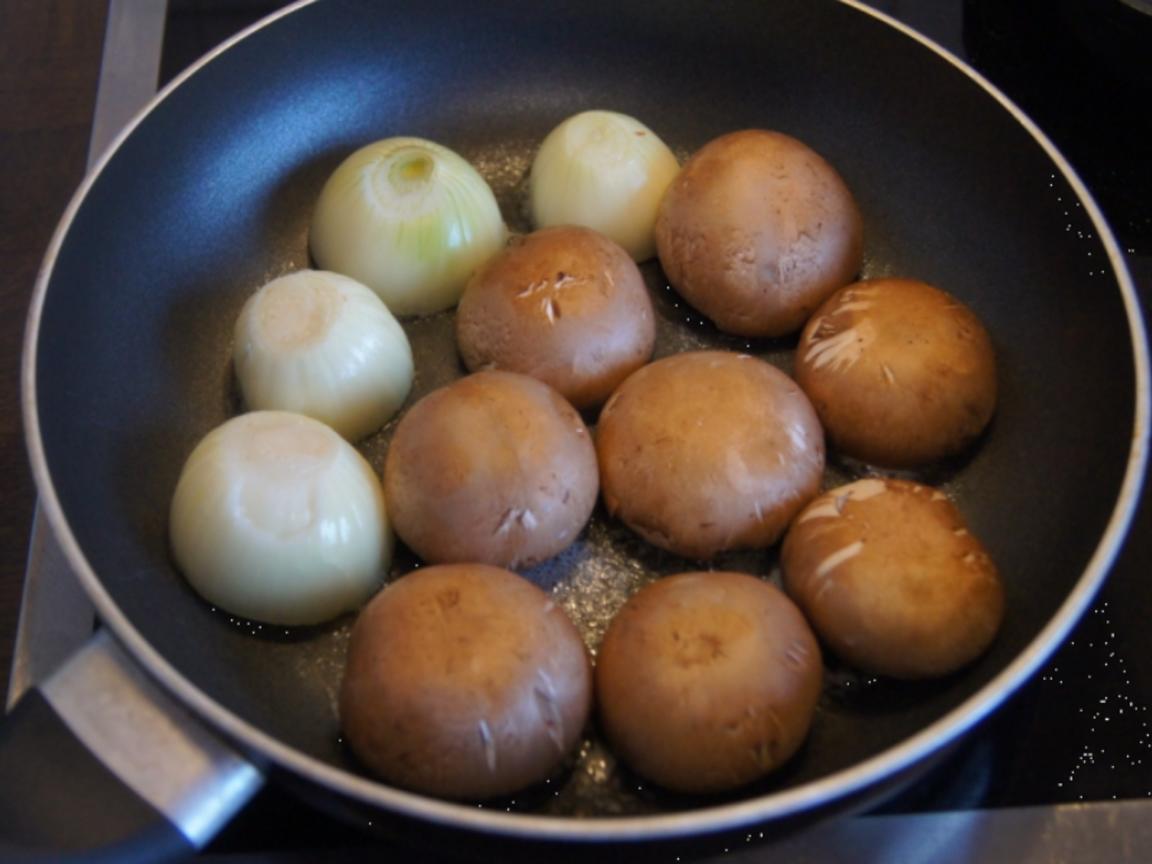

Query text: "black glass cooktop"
[155, 0, 1152, 858]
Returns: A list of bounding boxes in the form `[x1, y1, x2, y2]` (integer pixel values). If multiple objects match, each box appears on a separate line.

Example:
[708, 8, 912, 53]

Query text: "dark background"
[0, 0, 108, 695]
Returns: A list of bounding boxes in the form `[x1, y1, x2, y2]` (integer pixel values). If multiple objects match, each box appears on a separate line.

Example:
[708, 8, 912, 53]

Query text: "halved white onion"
[233, 269, 413, 442]
[169, 411, 390, 626]
[529, 110, 679, 261]
[310, 137, 507, 315]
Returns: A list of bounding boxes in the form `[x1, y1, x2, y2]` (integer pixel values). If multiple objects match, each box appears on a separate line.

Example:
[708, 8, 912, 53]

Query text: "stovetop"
[17, 0, 1152, 860]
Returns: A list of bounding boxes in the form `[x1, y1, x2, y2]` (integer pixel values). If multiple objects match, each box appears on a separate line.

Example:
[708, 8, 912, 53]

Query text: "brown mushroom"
[456, 226, 656, 409]
[781, 477, 1004, 679]
[340, 563, 593, 799]
[384, 370, 598, 568]
[793, 277, 998, 469]
[654, 129, 863, 338]
[595, 571, 823, 794]
[596, 350, 825, 559]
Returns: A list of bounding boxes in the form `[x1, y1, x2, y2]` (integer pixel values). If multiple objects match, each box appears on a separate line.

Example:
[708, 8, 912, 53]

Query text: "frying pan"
[9, 0, 1149, 860]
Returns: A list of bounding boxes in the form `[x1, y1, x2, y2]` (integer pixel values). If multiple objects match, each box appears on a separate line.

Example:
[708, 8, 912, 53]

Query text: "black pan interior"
[32, 0, 1135, 820]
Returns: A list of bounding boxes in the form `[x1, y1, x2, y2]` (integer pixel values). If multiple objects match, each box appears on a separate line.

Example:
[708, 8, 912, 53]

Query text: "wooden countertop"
[0, 0, 107, 695]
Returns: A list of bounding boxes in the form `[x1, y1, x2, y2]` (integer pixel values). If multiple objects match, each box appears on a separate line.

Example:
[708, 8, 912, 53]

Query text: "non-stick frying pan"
[9, 0, 1149, 860]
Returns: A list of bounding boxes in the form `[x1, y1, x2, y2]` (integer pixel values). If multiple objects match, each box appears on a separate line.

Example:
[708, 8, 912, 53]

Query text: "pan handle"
[0, 630, 263, 863]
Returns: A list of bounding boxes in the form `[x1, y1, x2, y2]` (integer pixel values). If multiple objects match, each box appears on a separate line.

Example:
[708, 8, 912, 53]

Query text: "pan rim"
[19, 0, 1151, 843]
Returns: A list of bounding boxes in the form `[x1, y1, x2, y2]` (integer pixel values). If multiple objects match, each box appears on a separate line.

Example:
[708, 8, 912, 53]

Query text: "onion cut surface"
[233, 269, 414, 442]
[169, 411, 391, 626]
[530, 110, 679, 262]
[310, 137, 507, 315]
